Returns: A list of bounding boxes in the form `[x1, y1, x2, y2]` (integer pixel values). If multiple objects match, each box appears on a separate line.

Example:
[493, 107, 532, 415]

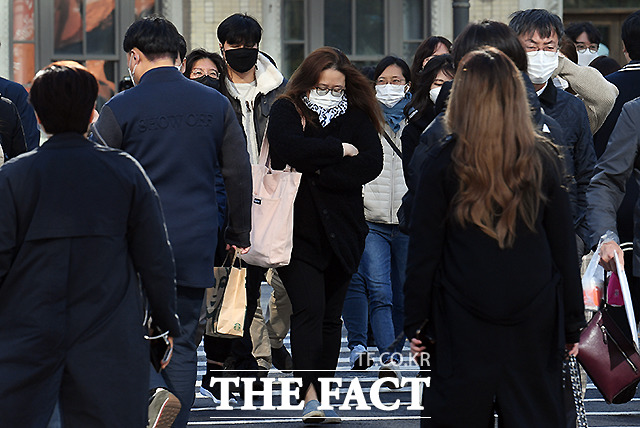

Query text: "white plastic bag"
[582, 248, 605, 310]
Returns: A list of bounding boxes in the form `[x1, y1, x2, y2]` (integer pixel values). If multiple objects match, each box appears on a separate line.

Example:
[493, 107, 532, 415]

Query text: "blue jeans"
[343, 222, 409, 357]
[150, 285, 205, 428]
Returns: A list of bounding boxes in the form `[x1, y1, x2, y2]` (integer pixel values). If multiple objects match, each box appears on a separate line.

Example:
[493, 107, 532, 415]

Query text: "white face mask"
[128, 55, 139, 86]
[307, 90, 344, 110]
[429, 86, 442, 104]
[526, 50, 559, 84]
[577, 50, 598, 67]
[375, 84, 407, 108]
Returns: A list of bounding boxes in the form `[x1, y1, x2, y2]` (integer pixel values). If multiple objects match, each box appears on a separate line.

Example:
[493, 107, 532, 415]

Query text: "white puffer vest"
[363, 121, 408, 224]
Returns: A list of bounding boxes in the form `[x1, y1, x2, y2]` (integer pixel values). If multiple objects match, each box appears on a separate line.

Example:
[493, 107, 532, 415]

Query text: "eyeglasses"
[191, 68, 219, 79]
[576, 44, 599, 54]
[313, 87, 345, 97]
[527, 48, 559, 57]
[376, 78, 406, 85]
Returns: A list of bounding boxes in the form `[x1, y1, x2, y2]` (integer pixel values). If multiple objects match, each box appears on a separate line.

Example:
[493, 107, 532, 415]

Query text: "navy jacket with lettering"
[91, 67, 252, 288]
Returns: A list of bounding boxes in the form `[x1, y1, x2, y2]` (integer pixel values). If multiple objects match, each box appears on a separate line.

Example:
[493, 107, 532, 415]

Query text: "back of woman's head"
[410, 36, 452, 83]
[29, 61, 98, 135]
[446, 47, 546, 249]
[283, 47, 383, 132]
[452, 21, 528, 72]
[405, 54, 454, 119]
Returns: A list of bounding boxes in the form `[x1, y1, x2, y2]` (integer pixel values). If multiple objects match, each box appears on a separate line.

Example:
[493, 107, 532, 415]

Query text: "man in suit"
[591, 9, 640, 314]
[0, 61, 181, 427]
[589, 96, 640, 302]
[91, 16, 252, 428]
[509, 9, 597, 257]
[593, 10, 640, 158]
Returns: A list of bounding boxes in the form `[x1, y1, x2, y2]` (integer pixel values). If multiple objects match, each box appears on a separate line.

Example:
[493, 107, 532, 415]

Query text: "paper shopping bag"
[204, 253, 247, 338]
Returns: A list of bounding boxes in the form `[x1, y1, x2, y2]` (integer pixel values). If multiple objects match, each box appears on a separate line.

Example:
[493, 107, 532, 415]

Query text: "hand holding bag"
[578, 251, 640, 404]
[240, 118, 304, 268]
[204, 250, 247, 338]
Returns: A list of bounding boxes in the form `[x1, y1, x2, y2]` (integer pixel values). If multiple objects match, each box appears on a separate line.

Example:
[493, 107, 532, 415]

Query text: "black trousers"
[278, 256, 351, 401]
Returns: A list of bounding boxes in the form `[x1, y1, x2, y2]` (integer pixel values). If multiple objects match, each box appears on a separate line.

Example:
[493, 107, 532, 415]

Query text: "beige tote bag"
[240, 119, 304, 268]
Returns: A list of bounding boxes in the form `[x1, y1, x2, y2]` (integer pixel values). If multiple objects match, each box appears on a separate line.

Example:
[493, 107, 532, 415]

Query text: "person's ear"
[129, 48, 141, 65]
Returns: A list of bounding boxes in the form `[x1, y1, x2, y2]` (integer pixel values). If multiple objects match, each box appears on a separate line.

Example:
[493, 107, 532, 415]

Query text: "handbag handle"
[259, 114, 307, 169]
[219, 248, 243, 268]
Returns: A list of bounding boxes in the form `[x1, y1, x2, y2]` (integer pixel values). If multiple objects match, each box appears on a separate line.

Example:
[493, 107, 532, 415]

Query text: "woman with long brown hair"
[405, 47, 585, 427]
[266, 46, 383, 424]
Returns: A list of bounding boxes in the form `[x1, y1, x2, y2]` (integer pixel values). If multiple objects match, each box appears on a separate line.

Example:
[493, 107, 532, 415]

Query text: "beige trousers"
[250, 268, 292, 369]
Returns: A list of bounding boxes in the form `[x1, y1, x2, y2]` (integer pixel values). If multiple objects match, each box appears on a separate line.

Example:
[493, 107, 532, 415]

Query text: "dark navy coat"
[92, 67, 252, 288]
[0, 133, 180, 427]
[0, 76, 40, 150]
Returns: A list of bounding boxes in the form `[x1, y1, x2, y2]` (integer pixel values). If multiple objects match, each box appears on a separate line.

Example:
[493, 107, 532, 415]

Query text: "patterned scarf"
[302, 94, 348, 127]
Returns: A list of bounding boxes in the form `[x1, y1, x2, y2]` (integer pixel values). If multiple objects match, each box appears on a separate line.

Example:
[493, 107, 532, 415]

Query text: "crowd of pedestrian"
[1, 6, 640, 428]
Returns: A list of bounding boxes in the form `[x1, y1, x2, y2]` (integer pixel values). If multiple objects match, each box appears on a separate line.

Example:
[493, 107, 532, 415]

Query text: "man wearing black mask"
[198, 12, 293, 403]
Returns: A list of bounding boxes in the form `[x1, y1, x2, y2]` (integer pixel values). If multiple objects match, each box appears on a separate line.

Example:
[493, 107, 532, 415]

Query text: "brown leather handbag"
[578, 307, 640, 404]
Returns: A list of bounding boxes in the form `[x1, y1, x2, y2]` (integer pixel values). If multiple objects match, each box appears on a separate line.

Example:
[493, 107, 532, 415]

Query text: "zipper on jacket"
[389, 129, 396, 222]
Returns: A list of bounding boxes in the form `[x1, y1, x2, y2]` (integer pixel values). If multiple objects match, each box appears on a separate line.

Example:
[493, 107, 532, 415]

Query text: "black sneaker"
[271, 345, 294, 372]
[148, 388, 181, 428]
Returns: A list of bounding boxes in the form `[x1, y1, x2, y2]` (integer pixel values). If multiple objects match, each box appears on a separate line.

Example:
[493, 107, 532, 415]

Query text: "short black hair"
[622, 10, 640, 60]
[565, 22, 602, 45]
[217, 13, 262, 47]
[452, 21, 528, 72]
[29, 62, 98, 134]
[177, 33, 187, 62]
[184, 49, 226, 79]
[373, 55, 411, 83]
[123, 15, 182, 62]
[509, 9, 564, 40]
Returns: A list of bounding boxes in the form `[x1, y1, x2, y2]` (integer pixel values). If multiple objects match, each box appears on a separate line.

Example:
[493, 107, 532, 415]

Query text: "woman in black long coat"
[404, 48, 585, 427]
[266, 47, 383, 424]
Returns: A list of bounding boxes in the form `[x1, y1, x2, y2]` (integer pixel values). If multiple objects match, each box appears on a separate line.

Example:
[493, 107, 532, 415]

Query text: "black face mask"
[193, 75, 220, 90]
[225, 48, 259, 73]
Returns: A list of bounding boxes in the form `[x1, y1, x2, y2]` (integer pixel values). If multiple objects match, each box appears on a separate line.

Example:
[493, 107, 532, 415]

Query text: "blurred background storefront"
[0, 0, 634, 104]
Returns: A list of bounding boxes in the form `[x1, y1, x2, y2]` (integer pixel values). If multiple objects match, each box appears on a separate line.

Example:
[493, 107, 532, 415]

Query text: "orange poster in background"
[13, 44, 36, 87]
[13, 0, 35, 41]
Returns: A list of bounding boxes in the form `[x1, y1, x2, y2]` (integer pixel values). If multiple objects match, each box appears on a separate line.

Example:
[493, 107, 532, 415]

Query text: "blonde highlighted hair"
[445, 47, 548, 249]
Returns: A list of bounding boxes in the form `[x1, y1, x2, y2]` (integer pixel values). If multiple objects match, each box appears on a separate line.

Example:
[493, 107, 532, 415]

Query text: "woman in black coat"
[401, 54, 454, 168]
[266, 47, 383, 424]
[405, 48, 585, 427]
